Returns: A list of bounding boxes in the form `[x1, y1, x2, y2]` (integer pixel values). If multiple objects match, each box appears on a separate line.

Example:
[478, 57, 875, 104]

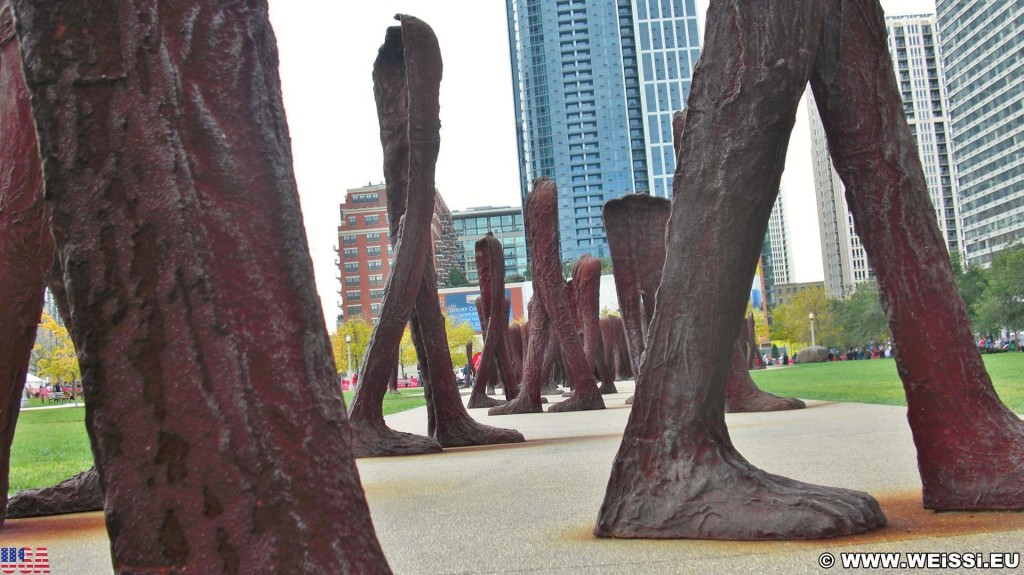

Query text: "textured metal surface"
[0, 0, 52, 526]
[596, 0, 885, 539]
[12, 1, 389, 570]
[809, 0, 1024, 510]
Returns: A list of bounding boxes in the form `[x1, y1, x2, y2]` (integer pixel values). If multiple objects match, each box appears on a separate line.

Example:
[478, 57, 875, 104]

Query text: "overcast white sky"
[268, 0, 937, 328]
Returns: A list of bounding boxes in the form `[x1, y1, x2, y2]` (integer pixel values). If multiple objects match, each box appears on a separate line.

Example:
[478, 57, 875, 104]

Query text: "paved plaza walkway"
[3, 382, 1023, 574]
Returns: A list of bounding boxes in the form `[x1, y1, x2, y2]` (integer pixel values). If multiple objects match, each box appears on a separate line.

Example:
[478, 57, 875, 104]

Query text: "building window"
[343, 248, 358, 259]
[346, 291, 361, 302]
[345, 277, 360, 287]
[367, 233, 381, 242]
[344, 262, 359, 273]
[353, 193, 379, 205]
[347, 216, 357, 226]
[369, 275, 384, 286]
[367, 260, 383, 272]
[342, 234, 357, 244]
[347, 305, 362, 316]
[370, 289, 385, 299]
[367, 246, 382, 257]
[365, 215, 380, 226]
[370, 303, 381, 315]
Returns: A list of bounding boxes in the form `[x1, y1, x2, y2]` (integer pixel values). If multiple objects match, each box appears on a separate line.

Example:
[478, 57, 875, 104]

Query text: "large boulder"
[797, 346, 830, 364]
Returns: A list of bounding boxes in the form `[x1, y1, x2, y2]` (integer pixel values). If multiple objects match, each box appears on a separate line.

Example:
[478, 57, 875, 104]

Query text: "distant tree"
[950, 250, 987, 327]
[770, 286, 840, 347]
[331, 318, 374, 376]
[398, 327, 417, 376]
[832, 282, 890, 348]
[445, 315, 476, 367]
[600, 306, 620, 318]
[973, 244, 1024, 335]
[599, 257, 614, 275]
[32, 311, 80, 384]
[446, 266, 470, 287]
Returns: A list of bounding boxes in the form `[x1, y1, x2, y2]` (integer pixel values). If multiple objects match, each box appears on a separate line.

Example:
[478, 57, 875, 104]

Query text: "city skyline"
[269, 0, 937, 326]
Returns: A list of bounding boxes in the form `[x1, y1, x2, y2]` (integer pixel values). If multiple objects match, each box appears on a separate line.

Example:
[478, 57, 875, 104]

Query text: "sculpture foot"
[6, 467, 103, 520]
[350, 419, 442, 458]
[548, 391, 605, 413]
[596, 437, 886, 539]
[434, 416, 525, 448]
[600, 381, 619, 394]
[726, 390, 805, 413]
[561, 391, 573, 398]
[921, 419, 1024, 510]
[726, 359, 805, 413]
[466, 392, 506, 409]
[488, 394, 543, 416]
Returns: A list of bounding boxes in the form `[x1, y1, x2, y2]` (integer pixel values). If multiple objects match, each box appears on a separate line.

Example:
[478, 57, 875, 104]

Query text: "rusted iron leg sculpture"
[352, 18, 521, 453]
[526, 179, 604, 413]
[571, 256, 617, 395]
[727, 319, 805, 413]
[488, 297, 548, 415]
[468, 236, 518, 408]
[603, 193, 802, 412]
[0, 4, 52, 526]
[746, 314, 767, 370]
[471, 297, 504, 405]
[507, 323, 525, 384]
[596, 0, 884, 539]
[13, 1, 390, 570]
[409, 262, 524, 448]
[600, 316, 632, 382]
[348, 20, 445, 458]
[809, 0, 1024, 510]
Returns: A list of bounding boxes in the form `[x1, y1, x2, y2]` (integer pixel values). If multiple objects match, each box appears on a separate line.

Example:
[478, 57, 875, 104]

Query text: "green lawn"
[8, 388, 427, 495]
[751, 352, 1024, 412]
[8, 407, 93, 494]
[11, 357, 1017, 495]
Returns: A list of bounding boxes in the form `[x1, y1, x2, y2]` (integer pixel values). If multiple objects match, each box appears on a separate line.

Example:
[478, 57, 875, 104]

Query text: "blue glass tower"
[506, 0, 701, 263]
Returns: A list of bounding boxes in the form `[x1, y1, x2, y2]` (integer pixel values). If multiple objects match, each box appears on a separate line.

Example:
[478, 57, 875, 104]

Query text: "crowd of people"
[977, 331, 1022, 353]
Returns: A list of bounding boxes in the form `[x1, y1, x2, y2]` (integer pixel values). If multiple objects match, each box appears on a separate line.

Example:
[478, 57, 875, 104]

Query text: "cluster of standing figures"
[0, 1, 1021, 573]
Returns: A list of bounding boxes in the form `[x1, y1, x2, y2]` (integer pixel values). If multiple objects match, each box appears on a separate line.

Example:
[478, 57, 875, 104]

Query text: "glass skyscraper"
[936, 0, 1024, 267]
[506, 0, 701, 262]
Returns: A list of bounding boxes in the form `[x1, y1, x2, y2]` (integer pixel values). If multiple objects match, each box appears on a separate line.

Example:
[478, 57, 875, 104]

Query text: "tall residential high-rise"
[809, 14, 959, 298]
[760, 194, 792, 310]
[506, 0, 701, 262]
[337, 184, 457, 325]
[766, 195, 793, 287]
[935, 0, 1024, 266]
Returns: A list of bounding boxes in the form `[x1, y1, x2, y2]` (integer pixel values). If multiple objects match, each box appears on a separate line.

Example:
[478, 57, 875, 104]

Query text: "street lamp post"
[808, 312, 816, 347]
[345, 334, 353, 386]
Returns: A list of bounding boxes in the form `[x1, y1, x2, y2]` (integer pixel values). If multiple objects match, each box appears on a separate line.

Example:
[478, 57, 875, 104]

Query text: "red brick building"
[338, 184, 457, 324]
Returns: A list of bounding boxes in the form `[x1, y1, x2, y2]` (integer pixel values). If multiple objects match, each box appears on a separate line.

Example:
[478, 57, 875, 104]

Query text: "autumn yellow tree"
[446, 315, 476, 368]
[330, 318, 373, 377]
[32, 311, 81, 385]
[770, 286, 841, 348]
[398, 327, 417, 377]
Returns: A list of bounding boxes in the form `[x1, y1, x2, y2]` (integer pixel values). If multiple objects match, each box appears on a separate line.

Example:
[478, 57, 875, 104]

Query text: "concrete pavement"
[3, 381, 1023, 573]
